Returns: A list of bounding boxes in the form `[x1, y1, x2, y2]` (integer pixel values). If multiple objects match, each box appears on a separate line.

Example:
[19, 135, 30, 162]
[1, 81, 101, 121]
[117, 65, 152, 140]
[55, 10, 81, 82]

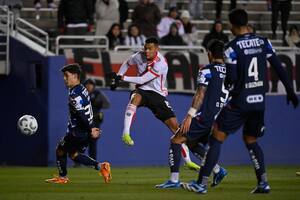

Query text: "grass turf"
[0, 166, 299, 200]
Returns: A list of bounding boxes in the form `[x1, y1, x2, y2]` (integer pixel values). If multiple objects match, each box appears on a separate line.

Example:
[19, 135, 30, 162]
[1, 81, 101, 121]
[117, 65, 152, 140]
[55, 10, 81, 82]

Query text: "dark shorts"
[185, 117, 211, 145]
[131, 89, 176, 122]
[57, 133, 90, 154]
[216, 106, 265, 137]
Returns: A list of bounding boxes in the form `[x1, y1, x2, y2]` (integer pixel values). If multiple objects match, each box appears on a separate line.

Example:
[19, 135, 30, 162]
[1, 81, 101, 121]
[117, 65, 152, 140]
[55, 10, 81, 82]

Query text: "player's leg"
[182, 106, 243, 193]
[164, 117, 200, 171]
[68, 138, 112, 183]
[156, 133, 187, 188]
[122, 92, 142, 146]
[88, 138, 97, 160]
[45, 136, 70, 184]
[182, 128, 227, 194]
[243, 111, 270, 194]
[188, 137, 227, 187]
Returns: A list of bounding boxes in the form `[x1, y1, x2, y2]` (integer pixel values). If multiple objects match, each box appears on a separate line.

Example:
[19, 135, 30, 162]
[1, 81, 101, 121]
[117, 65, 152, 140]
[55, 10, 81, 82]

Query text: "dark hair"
[127, 23, 140, 37]
[289, 25, 299, 35]
[211, 20, 223, 33]
[168, 7, 178, 16]
[229, 9, 248, 27]
[60, 63, 82, 78]
[145, 36, 159, 45]
[207, 39, 224, 59]
[84, 78, 96, 86]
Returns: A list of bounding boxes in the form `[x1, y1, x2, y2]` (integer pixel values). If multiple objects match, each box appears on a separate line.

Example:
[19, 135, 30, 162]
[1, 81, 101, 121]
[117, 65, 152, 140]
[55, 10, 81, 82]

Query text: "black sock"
[73, 153, 99, 170]
[169, 143, 181, 173]
[197, 136, 222, 186]
[246, 142, 267, 184]
[190, 143, 209, 161]
[56, 151, 67, 177]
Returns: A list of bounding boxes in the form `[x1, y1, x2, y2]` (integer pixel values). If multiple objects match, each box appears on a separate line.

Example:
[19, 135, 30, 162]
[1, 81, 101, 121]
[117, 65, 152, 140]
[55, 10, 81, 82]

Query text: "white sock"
[170, 172, 179, 183]
[181, 143, 192, 163]
[123, 104, 137, 136]
[213, 164, 220, 174]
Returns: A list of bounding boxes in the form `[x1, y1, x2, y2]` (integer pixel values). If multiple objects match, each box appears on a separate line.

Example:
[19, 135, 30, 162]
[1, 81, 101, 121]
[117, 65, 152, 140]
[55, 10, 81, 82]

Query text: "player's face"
[63, 71, 79, 88]
[144, 43, 159, 60]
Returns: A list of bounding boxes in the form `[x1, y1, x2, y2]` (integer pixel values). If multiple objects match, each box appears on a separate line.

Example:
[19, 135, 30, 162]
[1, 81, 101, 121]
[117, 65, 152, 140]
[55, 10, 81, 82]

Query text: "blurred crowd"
[0, 0, 298, 49]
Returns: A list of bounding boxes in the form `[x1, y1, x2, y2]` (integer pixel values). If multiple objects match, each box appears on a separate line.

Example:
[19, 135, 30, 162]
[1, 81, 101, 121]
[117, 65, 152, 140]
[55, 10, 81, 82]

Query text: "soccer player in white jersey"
[110, 37, 200, 170]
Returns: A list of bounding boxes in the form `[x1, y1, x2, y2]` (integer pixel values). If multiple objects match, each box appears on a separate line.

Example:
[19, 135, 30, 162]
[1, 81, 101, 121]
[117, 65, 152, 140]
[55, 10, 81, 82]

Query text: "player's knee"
[171, 135, 186, 144]
[243, 135, 257, 144]
[56, 147, 66, 157]
[212, 126, 226, 142]
[164, 117, 179, 133]
[130, 93, 142, 105]
[69, 152, 79, 160]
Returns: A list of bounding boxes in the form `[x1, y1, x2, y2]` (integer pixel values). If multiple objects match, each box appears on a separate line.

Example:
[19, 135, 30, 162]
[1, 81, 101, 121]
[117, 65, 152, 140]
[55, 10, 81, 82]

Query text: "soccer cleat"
[296, 172, 300, 176]
[155, 180, 181, 189]
[45, 176, 69, 184]
[122, 134, 134, 146]
[181, 181, 207, 194]
[99, 162, 112, 183]
[211, 167, 228, 187]
[184, 161, 201, 171]
[251, 182, 271, 194]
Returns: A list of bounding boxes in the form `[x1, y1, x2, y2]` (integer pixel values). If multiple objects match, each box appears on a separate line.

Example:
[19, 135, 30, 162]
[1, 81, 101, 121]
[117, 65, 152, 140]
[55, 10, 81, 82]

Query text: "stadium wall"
[0, 37, 67, 166]
[94, 90, 300, 166]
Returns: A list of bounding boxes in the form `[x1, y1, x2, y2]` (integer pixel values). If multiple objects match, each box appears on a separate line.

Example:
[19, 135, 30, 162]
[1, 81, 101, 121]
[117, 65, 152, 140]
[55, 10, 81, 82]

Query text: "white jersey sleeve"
[117, 52, 140, 75]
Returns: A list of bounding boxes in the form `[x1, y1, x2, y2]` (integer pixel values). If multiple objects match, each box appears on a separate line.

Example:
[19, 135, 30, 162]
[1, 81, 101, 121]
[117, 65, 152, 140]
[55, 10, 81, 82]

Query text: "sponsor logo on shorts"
[246, 95, 264, 103]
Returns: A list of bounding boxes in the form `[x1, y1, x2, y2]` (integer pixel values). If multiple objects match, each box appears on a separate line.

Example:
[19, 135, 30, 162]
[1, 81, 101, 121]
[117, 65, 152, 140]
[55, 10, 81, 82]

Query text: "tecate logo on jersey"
[246, 95, 264, 103]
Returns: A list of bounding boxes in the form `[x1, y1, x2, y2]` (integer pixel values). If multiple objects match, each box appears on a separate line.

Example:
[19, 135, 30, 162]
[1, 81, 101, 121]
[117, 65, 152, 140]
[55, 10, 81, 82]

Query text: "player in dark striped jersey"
[45, 64, 111, 184]
[182, 9, 299, 194]
[156, 40, 228, 189]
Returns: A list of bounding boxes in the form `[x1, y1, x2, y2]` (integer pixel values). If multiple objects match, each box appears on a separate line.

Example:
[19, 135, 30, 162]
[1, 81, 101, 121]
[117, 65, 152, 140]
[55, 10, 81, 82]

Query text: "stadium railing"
[113, 45, 206, 53]
[0, 6, 13, 75]
[55, 35, 109, 55]
[15, 17, 49, 55]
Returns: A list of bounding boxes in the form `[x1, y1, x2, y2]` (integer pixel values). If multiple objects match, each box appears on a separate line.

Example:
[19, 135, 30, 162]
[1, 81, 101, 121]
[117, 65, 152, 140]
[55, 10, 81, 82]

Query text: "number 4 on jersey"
[248, 57, 258, 81]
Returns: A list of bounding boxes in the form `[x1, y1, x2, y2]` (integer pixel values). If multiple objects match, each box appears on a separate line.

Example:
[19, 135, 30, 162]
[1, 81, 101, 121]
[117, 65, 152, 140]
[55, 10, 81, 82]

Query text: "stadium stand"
[19, 0, 300, 49]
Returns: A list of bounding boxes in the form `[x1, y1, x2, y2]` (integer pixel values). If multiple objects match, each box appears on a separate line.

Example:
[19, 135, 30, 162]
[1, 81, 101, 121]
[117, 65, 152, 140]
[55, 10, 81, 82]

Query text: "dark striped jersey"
[196, 63, 228, 127]
[67, 84, 94, 137]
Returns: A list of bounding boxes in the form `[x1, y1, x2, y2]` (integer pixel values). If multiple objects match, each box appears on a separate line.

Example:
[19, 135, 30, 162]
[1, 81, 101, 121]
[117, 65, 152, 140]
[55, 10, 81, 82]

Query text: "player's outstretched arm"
[268, 54, 299, 108]
[122, 70, 158, 85]
[181, 85, 207, 134]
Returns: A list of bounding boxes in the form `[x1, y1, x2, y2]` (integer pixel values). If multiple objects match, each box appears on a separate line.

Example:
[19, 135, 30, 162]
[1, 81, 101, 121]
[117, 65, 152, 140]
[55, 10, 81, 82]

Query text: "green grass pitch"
[0, 166, 299, 200]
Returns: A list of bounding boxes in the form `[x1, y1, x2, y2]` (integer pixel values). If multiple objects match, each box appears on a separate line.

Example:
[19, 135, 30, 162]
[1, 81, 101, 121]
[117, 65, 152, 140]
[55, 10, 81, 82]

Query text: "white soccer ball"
[17, 115, 38, 135]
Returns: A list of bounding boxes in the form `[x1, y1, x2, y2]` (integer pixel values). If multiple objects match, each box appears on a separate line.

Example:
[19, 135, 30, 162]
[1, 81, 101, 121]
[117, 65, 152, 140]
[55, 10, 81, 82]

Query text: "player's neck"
[235, 26, 249, 36]
[211, 59, 224, 64]
[69, 82, 80, 89]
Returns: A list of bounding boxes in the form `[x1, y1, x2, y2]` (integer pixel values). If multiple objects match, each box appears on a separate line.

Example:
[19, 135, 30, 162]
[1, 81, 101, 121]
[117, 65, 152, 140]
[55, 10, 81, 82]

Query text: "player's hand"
[108, 72, 122, 90]
[287, 92, 299, 108]
[180, 115, 192, 134]
[91, 128, 101, 139]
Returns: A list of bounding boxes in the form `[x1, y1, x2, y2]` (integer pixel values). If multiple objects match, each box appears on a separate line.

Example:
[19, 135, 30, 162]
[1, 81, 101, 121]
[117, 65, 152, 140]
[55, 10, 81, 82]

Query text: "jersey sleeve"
[266, 39, 276, 58]
[117, 53, 138, 75]
[70, 94, 94, 131]
[197, 68, 212, 86]
[266, 39, 294, 93]
[224, 45, 238, 89]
